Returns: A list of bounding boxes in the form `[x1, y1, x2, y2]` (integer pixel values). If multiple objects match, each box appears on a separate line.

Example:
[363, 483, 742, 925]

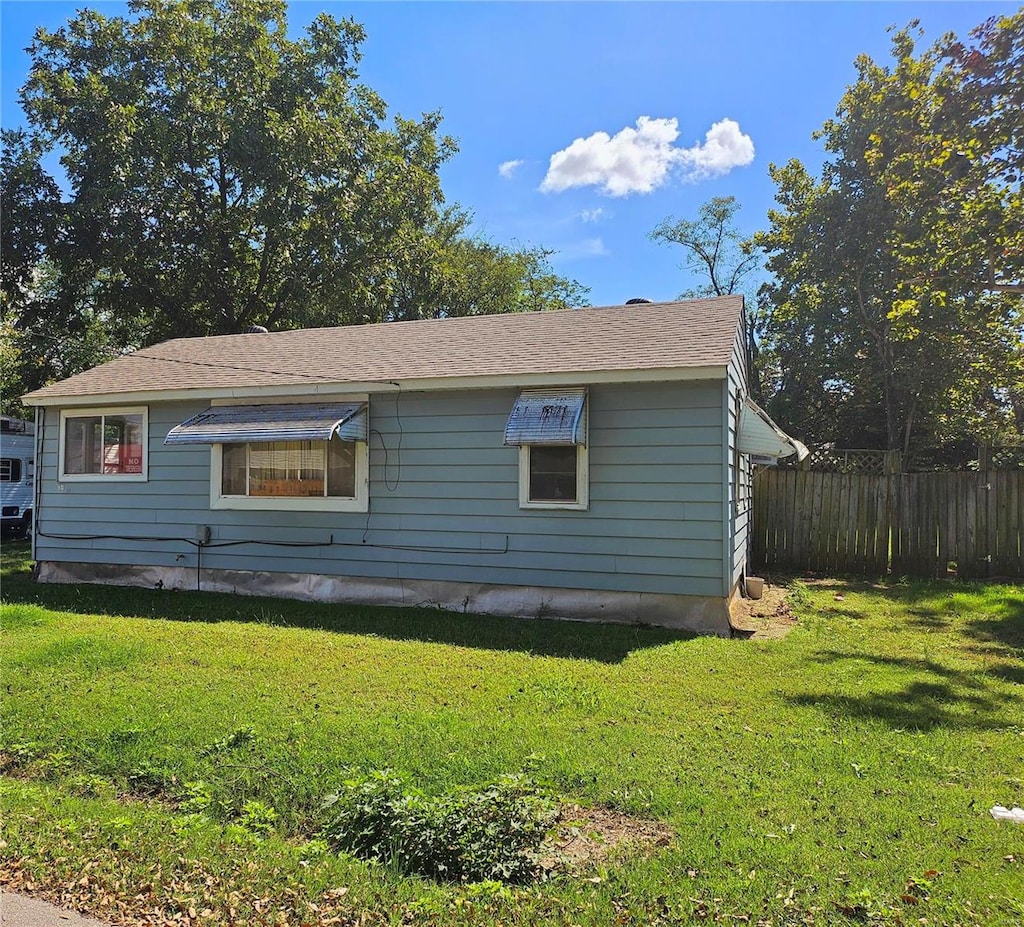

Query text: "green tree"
[17, 0, 453, 341]
[1, 133, 124, 417]
[2, 0, 587, 408]
[650, 196, 766, 397]
[650, 196, 759, 298]
[757, 19, 1024, 461]
[0, 130, 58, 318]
[378, 208, 590, 322]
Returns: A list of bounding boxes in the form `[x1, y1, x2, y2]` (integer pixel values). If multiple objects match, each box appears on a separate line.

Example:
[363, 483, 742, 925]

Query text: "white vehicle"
[1, 417, 35, 538]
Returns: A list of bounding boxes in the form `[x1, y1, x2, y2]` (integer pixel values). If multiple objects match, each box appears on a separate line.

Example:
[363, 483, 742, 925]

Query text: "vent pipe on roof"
[625, 297, 653, 305]
[246, 325, 269, 334]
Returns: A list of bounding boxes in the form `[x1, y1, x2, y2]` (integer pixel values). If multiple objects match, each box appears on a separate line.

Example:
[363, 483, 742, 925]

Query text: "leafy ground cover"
[1, 540, 1022, 925]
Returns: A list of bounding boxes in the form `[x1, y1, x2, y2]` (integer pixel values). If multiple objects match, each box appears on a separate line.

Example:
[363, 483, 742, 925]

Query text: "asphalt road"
[0, 892, 109, 926]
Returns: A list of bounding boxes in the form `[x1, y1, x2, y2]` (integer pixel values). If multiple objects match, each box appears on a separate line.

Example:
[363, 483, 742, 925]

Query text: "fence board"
[960, 475, 978, 578]
[826, 472, 837, 569]
[1005, 471, 1023, 575]
[938, 475, 953, 575]
[753, 468, 1023, 578]
[993, 471, 1006, 574]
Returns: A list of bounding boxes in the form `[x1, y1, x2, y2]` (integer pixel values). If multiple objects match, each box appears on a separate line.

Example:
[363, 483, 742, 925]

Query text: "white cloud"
[540, 116, 754, 196]
[498, 159, 525, 179]
[578, 208, 605, 223]
[678, 118, 756, 181]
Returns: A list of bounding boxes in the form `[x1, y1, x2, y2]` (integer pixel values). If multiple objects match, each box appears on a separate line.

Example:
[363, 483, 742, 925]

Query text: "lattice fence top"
[777, 447, 896, 474]
[769, 444, 1024, 473]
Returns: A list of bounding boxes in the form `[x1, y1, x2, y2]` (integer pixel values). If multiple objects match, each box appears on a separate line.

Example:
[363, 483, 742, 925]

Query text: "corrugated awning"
[164, 402, 367, 446]
[738, 397, 807, 462]
[504, 389, 587, 446]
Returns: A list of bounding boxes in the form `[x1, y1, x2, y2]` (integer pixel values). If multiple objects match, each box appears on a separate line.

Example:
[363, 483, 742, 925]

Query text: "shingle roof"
[24, 296, 743, 402]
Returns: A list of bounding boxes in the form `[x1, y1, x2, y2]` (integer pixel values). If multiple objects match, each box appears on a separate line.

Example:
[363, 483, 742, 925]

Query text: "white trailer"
[1, 417, 35, 537]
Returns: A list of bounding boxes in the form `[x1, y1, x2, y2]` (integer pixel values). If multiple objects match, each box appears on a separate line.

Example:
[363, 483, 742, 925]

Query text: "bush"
[321, 771, 556, 883]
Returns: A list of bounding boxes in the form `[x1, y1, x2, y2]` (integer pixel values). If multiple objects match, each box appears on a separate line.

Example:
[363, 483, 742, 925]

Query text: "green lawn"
[1, 541, 1022, 925]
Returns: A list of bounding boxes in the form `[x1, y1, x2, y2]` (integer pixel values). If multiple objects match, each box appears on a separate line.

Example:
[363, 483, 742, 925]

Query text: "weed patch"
[322, 771, 557, 884]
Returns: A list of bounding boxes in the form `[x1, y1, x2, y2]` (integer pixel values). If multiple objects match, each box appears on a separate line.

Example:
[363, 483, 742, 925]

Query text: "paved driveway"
[0, 892, 109, 926]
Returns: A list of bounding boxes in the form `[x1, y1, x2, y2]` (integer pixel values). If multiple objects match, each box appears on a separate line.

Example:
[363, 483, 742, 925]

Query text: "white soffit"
[739, 398, 808, 461]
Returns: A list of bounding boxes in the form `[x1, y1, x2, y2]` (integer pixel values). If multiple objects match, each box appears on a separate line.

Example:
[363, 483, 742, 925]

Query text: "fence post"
[884, 451, 902, 475]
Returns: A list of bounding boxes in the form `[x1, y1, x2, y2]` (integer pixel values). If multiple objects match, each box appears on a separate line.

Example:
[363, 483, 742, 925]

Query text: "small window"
[59, 408, 147, 481]
[733, 393, 747, 511]
[519, 444, 589, 509]
[505, 388, 589, 510]
[1, 458, 22, 482]
[529, 446, 578, 502]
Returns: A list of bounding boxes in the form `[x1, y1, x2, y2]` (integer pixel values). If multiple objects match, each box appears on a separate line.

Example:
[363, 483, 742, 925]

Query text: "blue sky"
[1, 1, 1016, 307]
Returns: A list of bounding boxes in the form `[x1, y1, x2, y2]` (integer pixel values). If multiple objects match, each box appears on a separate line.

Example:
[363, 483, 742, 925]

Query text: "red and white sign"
[104, 443, 143, 474]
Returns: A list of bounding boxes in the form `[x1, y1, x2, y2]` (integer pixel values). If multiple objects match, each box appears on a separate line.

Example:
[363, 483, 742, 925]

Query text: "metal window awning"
[164, 402, 367, 445]
[738, 397, 807, 462]
[504, 388, 587, 446]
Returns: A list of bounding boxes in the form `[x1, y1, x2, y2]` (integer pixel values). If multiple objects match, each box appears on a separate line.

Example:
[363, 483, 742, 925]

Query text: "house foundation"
[36, 560, 733, 636]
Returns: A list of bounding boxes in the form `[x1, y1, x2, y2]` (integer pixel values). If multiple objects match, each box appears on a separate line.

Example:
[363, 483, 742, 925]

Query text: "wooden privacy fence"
[752, 469, 1023, 578]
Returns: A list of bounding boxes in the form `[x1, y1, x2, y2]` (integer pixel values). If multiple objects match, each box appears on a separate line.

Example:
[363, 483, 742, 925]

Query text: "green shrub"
[179, 780, 214, 815]
[321, 771, 556, 884]
[238, 799, 278, 835]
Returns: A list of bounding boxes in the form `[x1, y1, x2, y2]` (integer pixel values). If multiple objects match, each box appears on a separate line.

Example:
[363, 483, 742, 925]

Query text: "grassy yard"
[1, 540, 1022, 926]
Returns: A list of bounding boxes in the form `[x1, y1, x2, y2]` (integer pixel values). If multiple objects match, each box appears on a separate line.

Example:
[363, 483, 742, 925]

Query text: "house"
[22, 296, 804, 635]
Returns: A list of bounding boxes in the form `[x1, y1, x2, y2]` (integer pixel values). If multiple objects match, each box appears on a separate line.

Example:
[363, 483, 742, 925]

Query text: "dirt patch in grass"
[540, 804, 674, 872]
[729, 583, 796, 639]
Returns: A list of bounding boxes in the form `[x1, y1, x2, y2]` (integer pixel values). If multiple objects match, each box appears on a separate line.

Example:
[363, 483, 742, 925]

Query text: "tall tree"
[650, 196, 759, 298]
[1, 131, 126, 417]
[0, 130, 58, 316]
[650, 196, 766, 397]
[2, 0, 586, 412]
[16, 0, 453, 341]
[757, 18, 1024, 461]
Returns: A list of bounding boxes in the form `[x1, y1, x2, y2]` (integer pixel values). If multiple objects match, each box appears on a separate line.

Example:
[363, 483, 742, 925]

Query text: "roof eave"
[23, 364, 729, 408]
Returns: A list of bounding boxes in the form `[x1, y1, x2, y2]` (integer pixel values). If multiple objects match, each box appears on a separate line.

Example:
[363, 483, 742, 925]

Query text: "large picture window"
[211, 435, 367, 512]
[220, 440, 355, 499]
[59, 408, 147, 481]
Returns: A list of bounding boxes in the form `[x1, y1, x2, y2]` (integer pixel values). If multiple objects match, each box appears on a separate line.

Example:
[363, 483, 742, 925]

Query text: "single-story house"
[23, 296, 804, 635]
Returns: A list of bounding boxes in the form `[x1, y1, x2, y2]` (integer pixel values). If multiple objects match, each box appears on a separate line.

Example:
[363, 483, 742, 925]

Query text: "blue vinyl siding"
[35, 380, 727, 598]
[726, 321, 751, 592]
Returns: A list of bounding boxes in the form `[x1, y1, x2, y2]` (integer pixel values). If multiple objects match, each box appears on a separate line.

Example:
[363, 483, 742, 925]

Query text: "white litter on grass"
[990, 805, 1024, 823]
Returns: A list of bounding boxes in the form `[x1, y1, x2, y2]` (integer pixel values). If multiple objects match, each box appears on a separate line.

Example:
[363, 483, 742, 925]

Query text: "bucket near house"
[745, 576, 765, 600]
